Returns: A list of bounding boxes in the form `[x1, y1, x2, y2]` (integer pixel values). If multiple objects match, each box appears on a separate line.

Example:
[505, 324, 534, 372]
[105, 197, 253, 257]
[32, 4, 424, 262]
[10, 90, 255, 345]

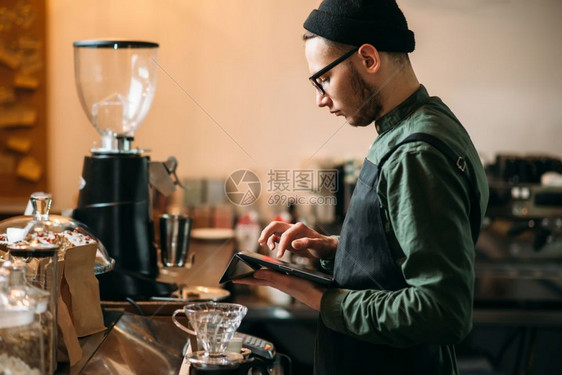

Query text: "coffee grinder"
[72, 40, 178, 299]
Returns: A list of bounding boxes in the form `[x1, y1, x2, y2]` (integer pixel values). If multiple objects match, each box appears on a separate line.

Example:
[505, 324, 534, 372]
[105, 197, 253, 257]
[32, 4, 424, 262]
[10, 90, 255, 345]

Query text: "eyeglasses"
[309, 47, 359, 96]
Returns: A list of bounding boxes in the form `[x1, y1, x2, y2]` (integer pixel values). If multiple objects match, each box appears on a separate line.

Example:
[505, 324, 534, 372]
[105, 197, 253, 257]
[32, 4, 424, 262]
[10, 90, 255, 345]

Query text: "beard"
[347, 64, 383, 127]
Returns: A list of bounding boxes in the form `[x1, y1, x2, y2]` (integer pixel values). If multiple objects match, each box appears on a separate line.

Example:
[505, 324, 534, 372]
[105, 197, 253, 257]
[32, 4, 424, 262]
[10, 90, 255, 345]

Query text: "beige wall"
[47, 0, 562, 211]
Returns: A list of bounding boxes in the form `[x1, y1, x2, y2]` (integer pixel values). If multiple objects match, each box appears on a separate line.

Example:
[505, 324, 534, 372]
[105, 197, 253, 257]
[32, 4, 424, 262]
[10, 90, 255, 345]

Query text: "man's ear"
[358, 44, 380, 74]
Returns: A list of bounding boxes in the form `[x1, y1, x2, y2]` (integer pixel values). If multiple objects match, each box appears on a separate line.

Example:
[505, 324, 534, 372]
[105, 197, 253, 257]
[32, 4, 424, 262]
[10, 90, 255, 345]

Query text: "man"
[235, 0, 489, 373]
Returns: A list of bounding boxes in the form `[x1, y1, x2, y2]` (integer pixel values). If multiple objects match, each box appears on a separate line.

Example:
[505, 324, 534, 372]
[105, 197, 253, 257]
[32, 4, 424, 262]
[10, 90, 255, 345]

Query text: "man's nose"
[316, 91, 331, 107]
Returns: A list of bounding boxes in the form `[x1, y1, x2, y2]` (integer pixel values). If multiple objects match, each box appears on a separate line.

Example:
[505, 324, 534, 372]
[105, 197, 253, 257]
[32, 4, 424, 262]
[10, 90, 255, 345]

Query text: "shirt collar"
[374, 85, 429, 134]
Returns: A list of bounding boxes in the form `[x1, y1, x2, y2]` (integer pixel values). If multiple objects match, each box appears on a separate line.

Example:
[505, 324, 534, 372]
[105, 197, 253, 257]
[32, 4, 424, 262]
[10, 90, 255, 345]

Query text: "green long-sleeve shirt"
[320, 85, 489, 372]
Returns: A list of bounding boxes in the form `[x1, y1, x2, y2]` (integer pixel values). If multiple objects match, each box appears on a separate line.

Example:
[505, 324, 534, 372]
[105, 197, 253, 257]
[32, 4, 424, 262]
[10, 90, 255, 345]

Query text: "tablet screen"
[237, 251, 334, 286]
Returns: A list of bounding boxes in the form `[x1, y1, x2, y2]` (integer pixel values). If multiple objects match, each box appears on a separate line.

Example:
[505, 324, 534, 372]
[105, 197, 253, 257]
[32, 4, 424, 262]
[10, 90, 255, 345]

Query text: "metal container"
[159, 214, 193, 268]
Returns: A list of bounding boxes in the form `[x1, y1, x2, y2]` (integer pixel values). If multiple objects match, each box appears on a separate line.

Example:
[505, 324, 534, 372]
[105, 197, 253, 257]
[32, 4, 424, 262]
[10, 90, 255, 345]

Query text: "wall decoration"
[0, 0, 47, 205]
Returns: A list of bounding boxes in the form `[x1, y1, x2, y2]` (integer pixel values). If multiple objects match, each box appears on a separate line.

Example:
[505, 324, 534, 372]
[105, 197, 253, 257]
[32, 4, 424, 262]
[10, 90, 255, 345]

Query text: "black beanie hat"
[303, 0, 415, 53]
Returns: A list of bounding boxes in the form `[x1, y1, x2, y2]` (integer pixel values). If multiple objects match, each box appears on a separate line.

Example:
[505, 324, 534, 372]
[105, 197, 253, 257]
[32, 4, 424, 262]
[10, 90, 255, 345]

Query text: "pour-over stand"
[172, 303, 269, 374]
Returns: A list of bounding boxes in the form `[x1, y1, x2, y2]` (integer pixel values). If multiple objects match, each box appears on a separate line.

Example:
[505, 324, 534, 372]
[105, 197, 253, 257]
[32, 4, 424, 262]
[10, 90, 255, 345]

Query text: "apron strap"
[377, 132, 482, 245]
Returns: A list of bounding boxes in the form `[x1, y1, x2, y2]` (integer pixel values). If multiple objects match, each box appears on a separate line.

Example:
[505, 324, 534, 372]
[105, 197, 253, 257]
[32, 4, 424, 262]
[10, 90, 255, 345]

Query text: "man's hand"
[233, 269, 326, 311]
[259, 221, 338, 260]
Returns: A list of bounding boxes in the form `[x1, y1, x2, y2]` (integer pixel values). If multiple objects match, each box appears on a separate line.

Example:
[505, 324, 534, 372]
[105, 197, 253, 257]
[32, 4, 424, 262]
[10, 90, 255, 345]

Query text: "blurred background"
[37, 0, 562, 215]
[1, 1, 562, 374]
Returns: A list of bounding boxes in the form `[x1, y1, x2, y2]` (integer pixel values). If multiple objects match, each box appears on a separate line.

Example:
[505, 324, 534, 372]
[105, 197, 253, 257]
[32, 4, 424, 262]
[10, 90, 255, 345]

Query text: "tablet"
[219, 251, 261, 284]
[219, 251, 334, 286]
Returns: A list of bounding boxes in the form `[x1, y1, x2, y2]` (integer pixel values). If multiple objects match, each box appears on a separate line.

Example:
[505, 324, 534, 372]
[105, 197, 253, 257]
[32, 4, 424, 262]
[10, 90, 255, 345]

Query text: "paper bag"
[61, 244, 106, 337]
[56, 260, 83, 365]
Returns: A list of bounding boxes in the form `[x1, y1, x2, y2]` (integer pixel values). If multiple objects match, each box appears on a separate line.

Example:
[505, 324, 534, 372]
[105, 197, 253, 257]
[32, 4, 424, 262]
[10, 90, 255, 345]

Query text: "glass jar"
[0, 192, 114, 274]
[4, 241, 59, 374]
[0, 267, 45, 374]
[3, 260, 54, 374]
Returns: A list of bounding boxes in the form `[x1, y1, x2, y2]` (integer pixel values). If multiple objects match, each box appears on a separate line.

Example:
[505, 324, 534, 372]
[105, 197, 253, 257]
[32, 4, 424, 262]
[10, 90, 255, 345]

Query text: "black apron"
[314, 133, 480, 375]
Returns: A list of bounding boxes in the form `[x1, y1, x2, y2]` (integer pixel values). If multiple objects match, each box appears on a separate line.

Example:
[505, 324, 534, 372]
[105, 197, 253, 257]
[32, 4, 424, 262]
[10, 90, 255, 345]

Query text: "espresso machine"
[72, 40, 179, 299]
[474, 153, 562, 308]
[485, 154, 562, 252]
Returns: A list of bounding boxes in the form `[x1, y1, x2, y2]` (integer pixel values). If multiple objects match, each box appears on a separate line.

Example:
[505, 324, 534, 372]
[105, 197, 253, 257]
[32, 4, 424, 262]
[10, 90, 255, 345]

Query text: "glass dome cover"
[73, 40, 159, 152]
[0, 192, 114, 275]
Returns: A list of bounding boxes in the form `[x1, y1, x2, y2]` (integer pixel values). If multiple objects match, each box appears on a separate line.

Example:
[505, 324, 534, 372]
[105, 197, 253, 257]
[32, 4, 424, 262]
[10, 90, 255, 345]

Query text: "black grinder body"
[73, 153, 161, 299]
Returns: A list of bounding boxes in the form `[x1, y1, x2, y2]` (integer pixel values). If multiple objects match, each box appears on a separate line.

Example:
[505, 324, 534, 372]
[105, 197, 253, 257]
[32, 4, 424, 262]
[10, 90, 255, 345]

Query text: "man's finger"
[259, 221, 291, 244]
[267, 234, 280, 251]
[276, 223, 309, 256]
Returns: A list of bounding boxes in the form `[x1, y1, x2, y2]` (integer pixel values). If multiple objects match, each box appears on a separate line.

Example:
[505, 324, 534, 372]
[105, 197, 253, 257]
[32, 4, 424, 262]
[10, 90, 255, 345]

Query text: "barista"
[234, 0, 489, 374]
